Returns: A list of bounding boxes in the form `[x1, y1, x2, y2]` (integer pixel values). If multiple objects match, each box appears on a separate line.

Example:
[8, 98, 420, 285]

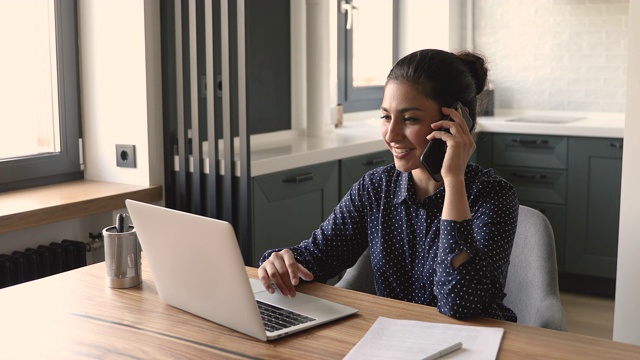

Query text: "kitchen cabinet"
[252, 161, 339, 266]
[565, 137, 623, 279]
[476, 133, 568, 271]
[476, 133, 623, 280]
[251, 150, 394, 267]
[339, 150, 394, 196]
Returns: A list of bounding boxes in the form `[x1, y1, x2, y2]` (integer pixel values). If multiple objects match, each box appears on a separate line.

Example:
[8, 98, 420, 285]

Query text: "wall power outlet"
[116, 144, 136, 168]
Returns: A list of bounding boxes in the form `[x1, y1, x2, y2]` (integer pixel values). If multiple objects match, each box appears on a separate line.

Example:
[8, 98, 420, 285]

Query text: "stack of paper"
[344, 317, 504, 360]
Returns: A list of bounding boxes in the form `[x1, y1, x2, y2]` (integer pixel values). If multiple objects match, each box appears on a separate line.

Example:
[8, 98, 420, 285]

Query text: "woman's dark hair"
[386, 49, 488, 131]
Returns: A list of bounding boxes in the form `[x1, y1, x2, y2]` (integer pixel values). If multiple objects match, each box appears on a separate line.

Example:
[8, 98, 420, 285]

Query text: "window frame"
[0, 0, 82, 193]
[337, 0, 399, 113]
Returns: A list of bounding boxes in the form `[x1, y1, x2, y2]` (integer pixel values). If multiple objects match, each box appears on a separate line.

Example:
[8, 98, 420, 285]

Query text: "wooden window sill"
[0, 180, 163, 235]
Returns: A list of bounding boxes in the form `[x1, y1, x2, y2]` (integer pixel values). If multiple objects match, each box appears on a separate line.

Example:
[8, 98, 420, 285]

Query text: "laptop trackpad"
[254, 288, 317, 306]
[251, 281, 323, 311]
[250, 278, 316, 305]
[249, 278, 266, 293]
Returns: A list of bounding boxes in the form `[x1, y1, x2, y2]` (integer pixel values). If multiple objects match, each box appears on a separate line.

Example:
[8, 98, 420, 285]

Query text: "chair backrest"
[335, 205, 567, 331]
[334, 247, 376, 295]
[504, 205, 567, 330]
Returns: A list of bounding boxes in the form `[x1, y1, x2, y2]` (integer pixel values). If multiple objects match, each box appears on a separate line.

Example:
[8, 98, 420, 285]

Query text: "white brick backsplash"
[567, 76, 604, 89]
[474, 0, 628, 112]
[604, 77, 627, 88]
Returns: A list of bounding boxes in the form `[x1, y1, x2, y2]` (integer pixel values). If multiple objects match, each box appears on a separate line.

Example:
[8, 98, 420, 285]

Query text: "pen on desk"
[116, 213, 124, 233]
[121, 214, 129, 233]
[114, 213, 129, 278]
[421, 342, 463, 360]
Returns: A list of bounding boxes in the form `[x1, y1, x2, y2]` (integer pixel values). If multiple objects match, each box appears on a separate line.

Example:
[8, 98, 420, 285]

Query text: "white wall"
[397, 0, 452, 57]
[306, 0, 331, 136]
[613, 0, 640, 346]
[474, 0, 629, 112]
[79, 0, 164, 187]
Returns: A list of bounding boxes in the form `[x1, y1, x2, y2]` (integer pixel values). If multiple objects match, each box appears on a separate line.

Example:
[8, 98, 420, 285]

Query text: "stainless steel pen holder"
[103, 225, 142, 288]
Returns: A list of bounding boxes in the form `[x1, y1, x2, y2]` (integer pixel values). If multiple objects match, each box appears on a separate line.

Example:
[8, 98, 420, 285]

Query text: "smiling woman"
[0, 0, 82, 193]
[258, 48, 520, 323]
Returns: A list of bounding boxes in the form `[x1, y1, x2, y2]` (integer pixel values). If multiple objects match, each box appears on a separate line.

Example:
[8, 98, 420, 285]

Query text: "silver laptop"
[125, 199, 357, 341]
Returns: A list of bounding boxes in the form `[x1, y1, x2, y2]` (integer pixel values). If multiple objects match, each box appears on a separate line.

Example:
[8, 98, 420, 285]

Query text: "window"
[0, 0, 82, 192]
[337, 0, 398, 112]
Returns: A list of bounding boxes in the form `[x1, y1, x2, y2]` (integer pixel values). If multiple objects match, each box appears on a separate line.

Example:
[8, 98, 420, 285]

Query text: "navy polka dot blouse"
[260, 162, 519, 322]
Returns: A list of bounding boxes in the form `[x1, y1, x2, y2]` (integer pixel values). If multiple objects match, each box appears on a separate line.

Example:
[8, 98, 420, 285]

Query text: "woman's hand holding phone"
[429, 104, 476, 257]
[423, 103, 476, 183]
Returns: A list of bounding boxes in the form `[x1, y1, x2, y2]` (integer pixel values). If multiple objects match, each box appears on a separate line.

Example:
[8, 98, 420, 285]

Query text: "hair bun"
[457, 51, 488, 96]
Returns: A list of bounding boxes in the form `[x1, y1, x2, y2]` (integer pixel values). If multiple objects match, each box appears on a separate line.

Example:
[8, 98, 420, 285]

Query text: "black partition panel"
[160, 0, 253, 265]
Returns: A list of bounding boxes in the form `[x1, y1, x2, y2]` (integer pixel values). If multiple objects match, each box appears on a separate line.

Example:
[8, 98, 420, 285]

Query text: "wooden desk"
[1, 261, 639, 359]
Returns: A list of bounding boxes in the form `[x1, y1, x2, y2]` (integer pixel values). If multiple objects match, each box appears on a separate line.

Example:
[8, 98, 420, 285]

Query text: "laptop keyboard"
[256, 300, 316, 332]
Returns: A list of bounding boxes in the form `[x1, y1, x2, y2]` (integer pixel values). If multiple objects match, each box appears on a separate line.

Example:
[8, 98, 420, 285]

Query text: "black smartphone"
[420, 102, 473, 182]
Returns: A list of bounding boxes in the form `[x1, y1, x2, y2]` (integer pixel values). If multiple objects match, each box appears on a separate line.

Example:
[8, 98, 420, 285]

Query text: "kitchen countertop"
[189, 110, 625, 177]
[476, 109, 625, 138]
[190, 120, 387, 177]
[248, 120, 386, 176]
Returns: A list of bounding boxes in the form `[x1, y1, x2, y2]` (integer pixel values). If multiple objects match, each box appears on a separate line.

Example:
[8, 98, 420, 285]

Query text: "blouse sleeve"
[433, 178, 519, 320]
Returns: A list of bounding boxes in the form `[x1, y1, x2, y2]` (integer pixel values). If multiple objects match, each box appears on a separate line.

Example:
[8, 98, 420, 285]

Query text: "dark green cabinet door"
[565, 137, 623, 279]
[491, 134, 568, 169]
[493, 166, 567, 205]
[339, 150, 393, 196]
[473, 132, 493, 165]
[476, 133, 568, 272]
[252, 162, 339, 266]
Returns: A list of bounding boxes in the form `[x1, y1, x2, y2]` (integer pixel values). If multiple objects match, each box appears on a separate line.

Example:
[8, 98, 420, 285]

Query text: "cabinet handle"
[511, 138, 549, 146]
[363, 157, 387, 166]
[510, 172, 548, 181]
[282, 173, 314, 184]
[609, 142, 623, 149]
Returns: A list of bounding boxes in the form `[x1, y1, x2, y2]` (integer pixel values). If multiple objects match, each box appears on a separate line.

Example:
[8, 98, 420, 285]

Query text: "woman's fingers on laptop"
[258, 250, 313, 298]
[259, 250, 297, 297]
[258, 263, 281, 295]
[296, 264, 314, 283]
[284, 252, 314, 285]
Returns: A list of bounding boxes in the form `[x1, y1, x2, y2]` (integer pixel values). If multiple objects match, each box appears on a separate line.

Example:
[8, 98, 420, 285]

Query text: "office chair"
[335, 205, 568, 331]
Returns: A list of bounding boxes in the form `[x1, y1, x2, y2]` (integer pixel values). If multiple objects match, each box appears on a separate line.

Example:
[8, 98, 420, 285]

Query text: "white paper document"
[344, 317, 504, 360]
